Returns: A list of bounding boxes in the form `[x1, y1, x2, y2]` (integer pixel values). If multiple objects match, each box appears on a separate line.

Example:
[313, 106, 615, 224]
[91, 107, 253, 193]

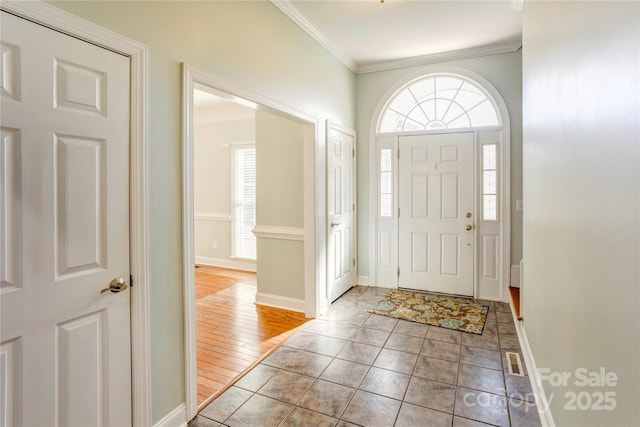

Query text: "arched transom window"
[378, 74, 500, 133]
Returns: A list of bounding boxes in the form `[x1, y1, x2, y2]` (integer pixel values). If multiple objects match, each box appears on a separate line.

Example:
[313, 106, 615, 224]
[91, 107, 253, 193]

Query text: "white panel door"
[398, 133, 474, 296]
[0, 12, 131, 426]
[327, 124, 356, 302]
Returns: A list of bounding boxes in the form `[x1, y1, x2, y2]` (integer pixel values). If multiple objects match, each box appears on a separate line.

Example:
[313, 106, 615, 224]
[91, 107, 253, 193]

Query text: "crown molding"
[271, 0, 521, 75]
[270, 0, 358, 73]
[356, 42, 522, 74]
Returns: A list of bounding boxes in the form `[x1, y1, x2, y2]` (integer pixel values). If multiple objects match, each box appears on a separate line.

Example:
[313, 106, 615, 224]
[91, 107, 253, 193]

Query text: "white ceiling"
[194, 88, 255, 123]
[274, 0, 523, 73]
[193, 88, 226, 108]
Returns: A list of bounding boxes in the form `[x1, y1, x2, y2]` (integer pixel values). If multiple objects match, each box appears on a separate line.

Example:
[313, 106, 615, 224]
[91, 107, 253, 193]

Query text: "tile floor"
[191, 286, 542, 427]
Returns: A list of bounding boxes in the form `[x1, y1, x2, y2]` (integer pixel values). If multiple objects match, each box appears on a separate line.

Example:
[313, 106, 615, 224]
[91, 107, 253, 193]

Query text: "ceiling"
[273, 0, 523, 73]
[194, 87, 255, 123]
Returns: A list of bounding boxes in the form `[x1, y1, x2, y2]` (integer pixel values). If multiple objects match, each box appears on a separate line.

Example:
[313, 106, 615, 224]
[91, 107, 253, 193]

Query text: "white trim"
[194, 212, 231, 222]
[358, 42, 522, 74]
[195, 256, 256, 273]
[0, 2, 151, 425]
[255, 292, 306, 313]
[514, 319, 556, 427]
[308, 120, 327, 317]
[181, 67, 198, 421]
[369, 66, 511, 302]
[357, 276, 373, 287]
[252, 225, 304, 241]
[182, 64, 323, 420]
[152, 403, 187, 427]
[269, 0, 357, 73]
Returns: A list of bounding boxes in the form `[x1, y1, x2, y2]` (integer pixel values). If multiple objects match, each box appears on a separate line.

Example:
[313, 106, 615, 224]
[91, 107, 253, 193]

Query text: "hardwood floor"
[195, 265, 310, 407]
[508, 285, 522, 320]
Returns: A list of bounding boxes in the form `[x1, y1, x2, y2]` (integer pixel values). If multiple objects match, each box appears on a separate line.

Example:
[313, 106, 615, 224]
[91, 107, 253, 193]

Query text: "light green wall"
[522, 2, 639, 425]
[255, 110, 305, 299]
[355, 51, 523, 280]
[194, 117, 255, 260]
[256, 111, 304, 228]
[49, 1, 355, 422]
[256, 239, 305, 300]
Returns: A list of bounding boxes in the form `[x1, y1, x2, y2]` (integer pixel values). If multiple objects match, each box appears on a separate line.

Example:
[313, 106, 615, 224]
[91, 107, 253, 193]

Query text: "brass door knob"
[465, 224, 473, 231]
[101, 277, 128, 294]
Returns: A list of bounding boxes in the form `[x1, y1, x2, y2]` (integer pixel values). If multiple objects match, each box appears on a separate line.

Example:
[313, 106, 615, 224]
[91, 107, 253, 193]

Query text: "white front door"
[0, 12, 132, 426]
[327, 123, 356, 302]
[398, 133, 474, 296]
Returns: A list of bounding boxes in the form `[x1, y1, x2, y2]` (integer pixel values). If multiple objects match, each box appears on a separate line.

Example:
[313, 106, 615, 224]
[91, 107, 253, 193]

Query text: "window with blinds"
[232, 146, 256, 260]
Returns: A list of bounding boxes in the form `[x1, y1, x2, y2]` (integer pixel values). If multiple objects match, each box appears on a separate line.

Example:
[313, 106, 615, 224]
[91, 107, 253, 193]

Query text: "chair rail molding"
[253, 225, 305, 241]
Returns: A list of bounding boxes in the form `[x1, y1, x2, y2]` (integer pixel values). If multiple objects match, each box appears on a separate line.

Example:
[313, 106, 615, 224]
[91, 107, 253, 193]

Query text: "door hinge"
[130, 274, 134, 287]
[353, 203, 355, 212]
[353, 148, 355, 157]
[398, 208, 400, 218]
[353, 258, 356, 266]
[397, 267, 400, 277]
[397, 149, 400, 159]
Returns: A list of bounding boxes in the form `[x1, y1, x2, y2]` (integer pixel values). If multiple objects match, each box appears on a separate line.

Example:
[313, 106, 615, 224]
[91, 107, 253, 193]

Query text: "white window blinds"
[232, 146, 256, 260]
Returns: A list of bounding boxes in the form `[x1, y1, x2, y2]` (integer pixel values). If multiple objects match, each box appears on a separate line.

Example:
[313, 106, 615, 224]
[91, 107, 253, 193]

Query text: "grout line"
[197, 288, 524, 427]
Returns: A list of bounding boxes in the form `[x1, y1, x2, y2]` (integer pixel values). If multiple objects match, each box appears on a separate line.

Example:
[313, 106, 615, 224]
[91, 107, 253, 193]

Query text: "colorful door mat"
[368, 290, 489, 334]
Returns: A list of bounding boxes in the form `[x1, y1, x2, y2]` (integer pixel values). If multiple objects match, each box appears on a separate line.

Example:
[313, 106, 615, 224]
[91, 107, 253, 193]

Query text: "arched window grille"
[378, 74, 500, 133]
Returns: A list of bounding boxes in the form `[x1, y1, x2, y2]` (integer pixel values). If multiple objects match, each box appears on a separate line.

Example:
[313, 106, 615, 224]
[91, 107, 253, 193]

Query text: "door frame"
[181, 64, 326, 419]
[0, 1, 151, 425]
[369, 66, 511, 302]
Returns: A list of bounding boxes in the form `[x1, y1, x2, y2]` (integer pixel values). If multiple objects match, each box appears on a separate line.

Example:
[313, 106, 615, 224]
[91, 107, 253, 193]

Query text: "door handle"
[465, 224, 473, 231]
[101, 277, 128, 294]
[330, 222, 341, 228]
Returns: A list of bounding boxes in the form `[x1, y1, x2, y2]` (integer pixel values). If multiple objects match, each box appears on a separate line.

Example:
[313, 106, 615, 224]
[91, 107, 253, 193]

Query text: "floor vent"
[506, 351, 525, 376]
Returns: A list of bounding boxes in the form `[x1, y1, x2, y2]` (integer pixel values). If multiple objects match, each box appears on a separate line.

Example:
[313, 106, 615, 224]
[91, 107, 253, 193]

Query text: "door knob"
[101, 277, 128, 294]
[330, 222, 341, 228]
[465, 224, 473, 231]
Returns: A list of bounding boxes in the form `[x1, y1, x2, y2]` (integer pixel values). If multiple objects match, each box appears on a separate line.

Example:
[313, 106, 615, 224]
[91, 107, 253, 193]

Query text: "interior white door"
[398, 133, 474, 296]
[327, 124, 356, 302]
[0, 12, 132, 426]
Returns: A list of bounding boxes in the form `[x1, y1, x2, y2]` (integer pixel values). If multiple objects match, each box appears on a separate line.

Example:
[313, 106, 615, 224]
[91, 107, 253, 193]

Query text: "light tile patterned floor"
[191, 286, 542, 427]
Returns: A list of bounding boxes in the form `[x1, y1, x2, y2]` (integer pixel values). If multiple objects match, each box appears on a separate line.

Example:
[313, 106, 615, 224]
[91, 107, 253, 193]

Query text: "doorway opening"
[190, 86, 309, 408]
[182, 65, 325, 420]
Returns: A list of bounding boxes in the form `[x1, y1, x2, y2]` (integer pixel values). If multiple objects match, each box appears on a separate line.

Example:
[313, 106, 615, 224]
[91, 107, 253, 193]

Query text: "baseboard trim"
[195, 256, 256, 272]
[153, 403, 187, 427]
[357, 276, 373, 286]
[513, 316, 556, 427]
[255, 292, 305, 313]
